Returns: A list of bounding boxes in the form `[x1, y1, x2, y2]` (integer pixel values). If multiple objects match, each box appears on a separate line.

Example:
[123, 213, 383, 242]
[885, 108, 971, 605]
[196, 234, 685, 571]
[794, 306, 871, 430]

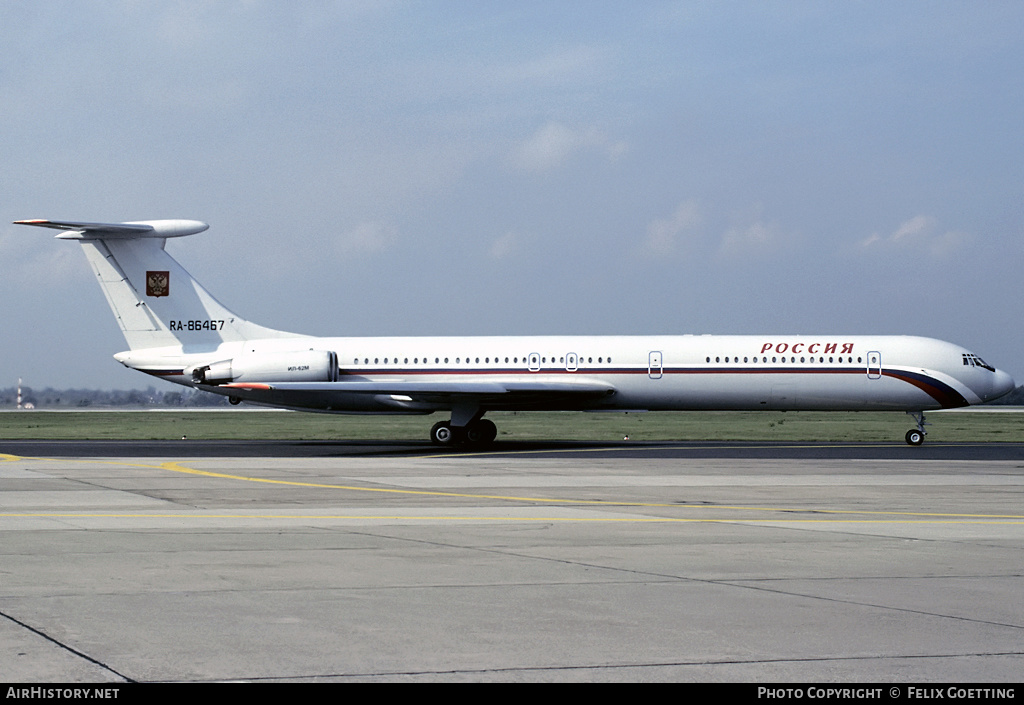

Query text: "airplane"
[15, 218, 1017, 446]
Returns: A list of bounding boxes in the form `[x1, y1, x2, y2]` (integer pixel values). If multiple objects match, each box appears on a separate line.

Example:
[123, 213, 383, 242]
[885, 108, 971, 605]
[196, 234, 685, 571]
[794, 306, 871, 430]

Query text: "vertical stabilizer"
[15, 219, 296, 351]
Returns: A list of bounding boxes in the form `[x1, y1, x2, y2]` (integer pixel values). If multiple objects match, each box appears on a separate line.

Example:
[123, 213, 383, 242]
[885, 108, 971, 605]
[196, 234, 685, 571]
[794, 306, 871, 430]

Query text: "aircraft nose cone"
[989, 369, 1016, 401]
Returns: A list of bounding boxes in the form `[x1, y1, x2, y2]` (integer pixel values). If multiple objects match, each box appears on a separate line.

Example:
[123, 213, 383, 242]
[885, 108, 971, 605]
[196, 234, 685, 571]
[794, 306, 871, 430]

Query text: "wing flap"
[221, 377, 616, 403]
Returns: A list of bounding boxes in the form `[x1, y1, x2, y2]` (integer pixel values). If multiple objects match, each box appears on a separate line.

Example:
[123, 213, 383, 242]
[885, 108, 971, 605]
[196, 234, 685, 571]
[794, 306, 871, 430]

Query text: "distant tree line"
[990, 385, 1024, 405]
[0, 385, 229, 409]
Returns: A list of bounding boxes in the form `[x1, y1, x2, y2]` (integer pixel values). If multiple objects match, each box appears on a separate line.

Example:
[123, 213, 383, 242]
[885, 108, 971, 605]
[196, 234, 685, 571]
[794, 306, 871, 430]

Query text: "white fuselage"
[118, 333, 1015, 415]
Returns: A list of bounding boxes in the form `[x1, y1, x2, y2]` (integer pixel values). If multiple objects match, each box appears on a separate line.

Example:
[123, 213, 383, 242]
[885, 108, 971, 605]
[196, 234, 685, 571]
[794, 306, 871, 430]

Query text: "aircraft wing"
[221, 377, 617, 406]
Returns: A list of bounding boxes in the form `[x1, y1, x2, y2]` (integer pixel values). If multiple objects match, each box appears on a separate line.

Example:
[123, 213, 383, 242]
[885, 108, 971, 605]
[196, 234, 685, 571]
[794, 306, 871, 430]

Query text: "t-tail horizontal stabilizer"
[14, 219, 209, 239]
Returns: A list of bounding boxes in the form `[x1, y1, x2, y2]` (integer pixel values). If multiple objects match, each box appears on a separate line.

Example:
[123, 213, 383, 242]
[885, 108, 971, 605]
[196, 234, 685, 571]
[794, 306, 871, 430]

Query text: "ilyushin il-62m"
[17, 218, 1015, 446]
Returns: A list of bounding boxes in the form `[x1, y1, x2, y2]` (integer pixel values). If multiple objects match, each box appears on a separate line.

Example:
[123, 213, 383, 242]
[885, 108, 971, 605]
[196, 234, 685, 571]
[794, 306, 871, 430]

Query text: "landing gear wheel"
[479, 419, 498, 443]
[905, 429, 925, 446]
[464, 419, 498, 445]
[430, 421, 457, 445]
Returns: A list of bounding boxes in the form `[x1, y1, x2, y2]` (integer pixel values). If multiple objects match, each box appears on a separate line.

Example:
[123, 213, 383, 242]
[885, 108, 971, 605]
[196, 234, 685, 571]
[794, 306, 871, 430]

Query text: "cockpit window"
[963, 353, 995, 372]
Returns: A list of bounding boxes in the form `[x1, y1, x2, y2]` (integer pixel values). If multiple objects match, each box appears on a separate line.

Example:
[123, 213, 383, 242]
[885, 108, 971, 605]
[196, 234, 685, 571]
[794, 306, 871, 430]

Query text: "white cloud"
[489, 230, 522, 260]
[861, 215, 970, 257]
[334, 221, 398, 256]
[511, 122, 627, 172]
[641, 199, 702, 257]
[719, 220, 779, 257]
[893, 214, 936, 241]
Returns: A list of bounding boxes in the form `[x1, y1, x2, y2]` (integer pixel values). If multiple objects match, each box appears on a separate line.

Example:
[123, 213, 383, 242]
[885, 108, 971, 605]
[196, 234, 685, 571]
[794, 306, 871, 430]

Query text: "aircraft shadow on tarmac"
[3, 438, 1023, 460]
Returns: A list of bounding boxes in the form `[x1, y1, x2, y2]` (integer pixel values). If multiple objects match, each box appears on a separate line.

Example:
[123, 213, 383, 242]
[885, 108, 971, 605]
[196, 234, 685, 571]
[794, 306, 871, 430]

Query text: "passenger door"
[867, 351, 882, 380]
[648, 351, 663, 379]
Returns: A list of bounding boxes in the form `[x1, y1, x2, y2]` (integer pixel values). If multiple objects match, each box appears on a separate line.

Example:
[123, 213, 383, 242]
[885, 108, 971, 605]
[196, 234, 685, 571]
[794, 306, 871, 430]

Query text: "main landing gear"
[905, 411, 928, 446]
[430, 418, 498, 446]
[429, 405, 499, 447]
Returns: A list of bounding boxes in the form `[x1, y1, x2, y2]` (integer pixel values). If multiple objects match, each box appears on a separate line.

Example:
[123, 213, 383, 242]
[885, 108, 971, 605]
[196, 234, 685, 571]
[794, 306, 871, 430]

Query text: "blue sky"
[2, 1, 1022, 389]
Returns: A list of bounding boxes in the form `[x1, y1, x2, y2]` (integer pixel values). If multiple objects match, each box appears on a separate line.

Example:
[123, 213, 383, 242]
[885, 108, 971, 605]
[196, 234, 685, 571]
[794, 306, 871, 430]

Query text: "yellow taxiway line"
[2, 453, 1023, 523]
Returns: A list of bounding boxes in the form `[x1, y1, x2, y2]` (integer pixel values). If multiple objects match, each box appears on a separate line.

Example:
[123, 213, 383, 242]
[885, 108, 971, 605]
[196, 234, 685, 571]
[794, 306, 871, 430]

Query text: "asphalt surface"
[2, 441, 1022, 682]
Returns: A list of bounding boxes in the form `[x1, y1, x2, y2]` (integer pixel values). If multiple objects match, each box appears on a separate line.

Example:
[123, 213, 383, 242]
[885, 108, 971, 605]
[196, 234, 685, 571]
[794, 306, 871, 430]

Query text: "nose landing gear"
[905, 411, 928, 446]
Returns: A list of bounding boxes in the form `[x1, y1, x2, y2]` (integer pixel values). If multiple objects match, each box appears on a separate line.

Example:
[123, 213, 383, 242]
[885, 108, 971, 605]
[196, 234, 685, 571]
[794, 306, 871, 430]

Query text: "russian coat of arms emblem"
[146, 270, 170, 297]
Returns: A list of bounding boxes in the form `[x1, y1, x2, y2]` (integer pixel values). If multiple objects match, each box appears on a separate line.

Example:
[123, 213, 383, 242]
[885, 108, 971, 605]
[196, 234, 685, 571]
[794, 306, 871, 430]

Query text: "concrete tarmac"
[1, 442, 1022, 682]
